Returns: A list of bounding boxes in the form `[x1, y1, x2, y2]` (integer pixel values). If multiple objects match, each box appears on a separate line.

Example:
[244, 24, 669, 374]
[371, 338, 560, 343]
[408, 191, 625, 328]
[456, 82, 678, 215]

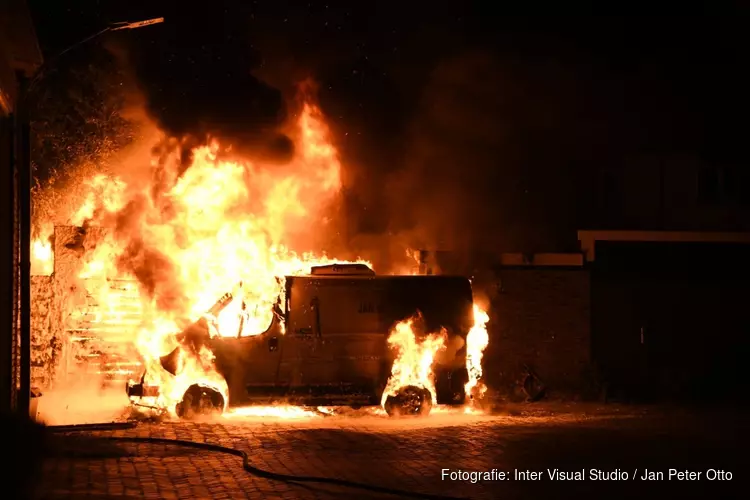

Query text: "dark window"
[722, 166, 738, 202]
[736, 166, 750, 206]
[602, 172, 619, 207]
[599, 171, 620, 225]
[703, 165, 750, 206]
[697, 166, 720, 205]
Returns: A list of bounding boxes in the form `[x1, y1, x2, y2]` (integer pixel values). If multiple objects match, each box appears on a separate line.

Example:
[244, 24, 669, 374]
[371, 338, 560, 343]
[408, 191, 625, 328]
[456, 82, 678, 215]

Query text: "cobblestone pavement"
[36, 404, 744, 499]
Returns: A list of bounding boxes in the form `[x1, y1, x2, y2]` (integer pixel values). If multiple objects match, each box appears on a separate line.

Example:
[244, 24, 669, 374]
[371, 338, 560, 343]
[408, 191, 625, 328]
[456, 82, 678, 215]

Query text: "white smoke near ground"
[34, 377, 131, 426]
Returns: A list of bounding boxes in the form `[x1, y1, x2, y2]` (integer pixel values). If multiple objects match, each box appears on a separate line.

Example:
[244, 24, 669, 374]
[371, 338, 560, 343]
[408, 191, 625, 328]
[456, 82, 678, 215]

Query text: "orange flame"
[224, 405, 322, 419]
[33, 97, 369, 416]
[380, 314, 447, 408]
[465, 305, 490, 402]
[30, 90, 493, 419]
[32, 238, 53, 275]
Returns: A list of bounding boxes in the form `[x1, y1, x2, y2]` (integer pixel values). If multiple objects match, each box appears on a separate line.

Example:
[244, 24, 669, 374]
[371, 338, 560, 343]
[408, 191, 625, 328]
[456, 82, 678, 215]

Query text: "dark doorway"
[591, 241, 750, 404]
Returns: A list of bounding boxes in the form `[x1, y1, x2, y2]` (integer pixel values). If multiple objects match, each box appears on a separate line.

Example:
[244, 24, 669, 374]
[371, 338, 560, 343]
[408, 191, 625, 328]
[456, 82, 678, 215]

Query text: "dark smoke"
[296, 16, 746, 260]
[382, 50, 591, 253]
[337, 49, 597, 261]
[124, 7, 295, 163]
[28, 3, 750, 273]
[116, 238, 184, 313]
[111, 194, 186, 315]
[70, 9, 743, 274]
[330, 36, 711, 258]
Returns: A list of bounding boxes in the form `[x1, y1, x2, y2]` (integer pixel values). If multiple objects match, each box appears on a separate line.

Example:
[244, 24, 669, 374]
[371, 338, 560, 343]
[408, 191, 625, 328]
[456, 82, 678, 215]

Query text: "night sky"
[27, 1, 750, 253]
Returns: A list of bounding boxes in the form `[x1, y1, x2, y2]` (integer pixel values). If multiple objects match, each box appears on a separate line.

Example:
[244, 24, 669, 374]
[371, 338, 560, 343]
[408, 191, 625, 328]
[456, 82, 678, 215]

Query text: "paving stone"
[35, 405, 744, 500]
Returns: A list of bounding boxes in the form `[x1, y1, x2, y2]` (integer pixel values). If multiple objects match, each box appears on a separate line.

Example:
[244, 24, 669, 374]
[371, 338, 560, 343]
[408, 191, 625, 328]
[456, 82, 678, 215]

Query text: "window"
[697, 166, 720, 205]
[725, 166, 750, 207]
[698, 165, 750, 207]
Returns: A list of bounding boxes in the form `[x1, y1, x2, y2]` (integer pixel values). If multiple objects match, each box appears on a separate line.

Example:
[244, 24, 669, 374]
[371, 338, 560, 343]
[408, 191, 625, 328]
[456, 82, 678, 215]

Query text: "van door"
[281, 277, 388, 393]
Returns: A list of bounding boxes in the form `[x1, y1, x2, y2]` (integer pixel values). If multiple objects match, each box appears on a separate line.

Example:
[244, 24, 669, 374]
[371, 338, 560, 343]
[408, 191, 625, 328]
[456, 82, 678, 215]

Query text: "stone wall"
[482, 268, 592, 399]
[29, 226, 115, 390]
[30, 275, 59, 389]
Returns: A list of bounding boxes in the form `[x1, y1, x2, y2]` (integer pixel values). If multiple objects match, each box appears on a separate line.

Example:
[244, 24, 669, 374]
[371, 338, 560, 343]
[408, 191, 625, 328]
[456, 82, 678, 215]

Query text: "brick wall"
[481, 268, 591, 399]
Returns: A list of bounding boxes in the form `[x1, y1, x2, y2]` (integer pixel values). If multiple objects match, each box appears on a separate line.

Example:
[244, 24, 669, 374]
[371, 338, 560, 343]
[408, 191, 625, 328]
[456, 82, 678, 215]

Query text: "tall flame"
[380, 315, 447, 408]
[30, 90, 493, 419]
[31, 97, 367, 415]
[465, 305, 490, 401]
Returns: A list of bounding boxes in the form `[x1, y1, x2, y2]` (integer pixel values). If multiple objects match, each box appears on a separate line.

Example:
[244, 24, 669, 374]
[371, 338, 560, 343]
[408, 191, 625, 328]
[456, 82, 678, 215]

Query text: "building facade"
[595, 153, 750, 232]
[420, 250, 592, 400]
[580, 230, 750, 402]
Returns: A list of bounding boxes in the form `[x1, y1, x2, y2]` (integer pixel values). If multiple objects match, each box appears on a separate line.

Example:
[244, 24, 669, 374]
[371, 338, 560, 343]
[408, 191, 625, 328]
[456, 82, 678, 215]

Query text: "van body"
[130, 265, 474, 412]
[212, 267, 474, 407]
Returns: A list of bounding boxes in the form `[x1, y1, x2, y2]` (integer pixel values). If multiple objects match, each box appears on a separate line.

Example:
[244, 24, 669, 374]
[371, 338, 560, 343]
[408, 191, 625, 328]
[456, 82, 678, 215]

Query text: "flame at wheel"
[380, 304, 491, 417]
[380, 314, 447, 417]
[465, 305, 490, 403]
[383, 385, 433, 417]
[176, 384, 225, 419]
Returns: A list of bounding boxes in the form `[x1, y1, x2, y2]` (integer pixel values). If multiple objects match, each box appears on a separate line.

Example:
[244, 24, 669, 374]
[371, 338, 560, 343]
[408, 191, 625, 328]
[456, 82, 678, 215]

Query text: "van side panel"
[281, 277, 388, 391]
[281, 275, 473, 389]
[214, 274, 474, 405]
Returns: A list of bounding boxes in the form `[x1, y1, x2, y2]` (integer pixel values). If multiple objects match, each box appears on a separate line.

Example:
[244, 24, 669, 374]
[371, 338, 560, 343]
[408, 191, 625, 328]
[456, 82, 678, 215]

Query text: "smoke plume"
[124, 8, 295, 164]
[113, 196, 186, 314]
[336, 49, 587, 265]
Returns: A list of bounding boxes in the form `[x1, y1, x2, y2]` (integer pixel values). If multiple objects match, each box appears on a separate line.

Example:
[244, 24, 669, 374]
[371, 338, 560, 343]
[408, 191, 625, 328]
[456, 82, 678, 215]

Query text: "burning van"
[126, 263, 475, 417]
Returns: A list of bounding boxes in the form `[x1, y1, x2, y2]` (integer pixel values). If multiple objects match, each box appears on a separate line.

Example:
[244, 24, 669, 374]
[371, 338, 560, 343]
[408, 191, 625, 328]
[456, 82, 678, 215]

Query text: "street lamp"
[26, 17, 164, 95]
[16, 16, 164, 416]
[111, 17, 165, 31]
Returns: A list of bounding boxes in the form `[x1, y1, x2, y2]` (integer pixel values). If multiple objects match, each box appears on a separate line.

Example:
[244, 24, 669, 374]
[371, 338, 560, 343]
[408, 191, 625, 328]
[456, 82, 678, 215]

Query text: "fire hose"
[49, 422, 468, 500]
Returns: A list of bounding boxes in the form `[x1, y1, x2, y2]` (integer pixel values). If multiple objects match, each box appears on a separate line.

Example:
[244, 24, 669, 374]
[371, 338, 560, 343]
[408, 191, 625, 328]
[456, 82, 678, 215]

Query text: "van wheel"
[175, 385, 225, 419]
[384, 386, 432, 417]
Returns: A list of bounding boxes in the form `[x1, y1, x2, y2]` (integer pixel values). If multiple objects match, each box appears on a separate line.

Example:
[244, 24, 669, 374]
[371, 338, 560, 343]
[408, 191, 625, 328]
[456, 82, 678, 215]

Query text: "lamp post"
[16, 17, 163, 416]
[25, 17, 164, 95]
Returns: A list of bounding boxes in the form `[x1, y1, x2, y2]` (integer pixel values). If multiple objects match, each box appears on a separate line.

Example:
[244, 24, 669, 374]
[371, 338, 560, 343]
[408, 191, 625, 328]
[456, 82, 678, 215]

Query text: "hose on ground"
[48, 422, 138, 433]
[49, 422, 468, 500]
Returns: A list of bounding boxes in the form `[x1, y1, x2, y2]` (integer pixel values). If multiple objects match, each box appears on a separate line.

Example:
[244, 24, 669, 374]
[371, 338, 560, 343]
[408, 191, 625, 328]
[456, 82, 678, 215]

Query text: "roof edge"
[577, 230, 750, 262]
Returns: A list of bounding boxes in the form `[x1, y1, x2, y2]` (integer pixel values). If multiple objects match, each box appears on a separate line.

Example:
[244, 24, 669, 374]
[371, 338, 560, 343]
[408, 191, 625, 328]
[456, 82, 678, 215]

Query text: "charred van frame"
[127, 264, 473, 417]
